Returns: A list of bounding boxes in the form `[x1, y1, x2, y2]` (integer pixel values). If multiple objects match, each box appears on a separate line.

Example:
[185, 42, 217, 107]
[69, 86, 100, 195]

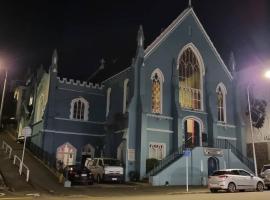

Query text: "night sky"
[0, 0, 269, 82]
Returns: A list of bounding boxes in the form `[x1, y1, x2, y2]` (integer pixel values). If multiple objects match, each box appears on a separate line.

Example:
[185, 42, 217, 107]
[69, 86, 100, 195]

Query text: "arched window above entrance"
[178, 44, 204, 110]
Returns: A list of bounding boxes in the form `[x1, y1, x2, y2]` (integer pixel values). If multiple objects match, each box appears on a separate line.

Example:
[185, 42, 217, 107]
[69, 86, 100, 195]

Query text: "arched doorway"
[81, 144, 95, 166]
[184, 118, 201, 148]
[208, 157, 219, 176]
[56, 142, 77, 167]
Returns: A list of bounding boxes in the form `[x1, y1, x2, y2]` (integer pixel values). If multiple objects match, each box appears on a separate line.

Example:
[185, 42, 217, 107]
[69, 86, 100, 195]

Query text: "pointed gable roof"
[144, 7, 233, 80]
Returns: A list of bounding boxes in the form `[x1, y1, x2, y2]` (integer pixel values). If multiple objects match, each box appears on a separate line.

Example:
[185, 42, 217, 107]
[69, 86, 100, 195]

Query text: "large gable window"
[216, 83, 227, 122]
[178, 45, 204, 110]
[151, 68, 164, 114]
[70, 97, 89, 121]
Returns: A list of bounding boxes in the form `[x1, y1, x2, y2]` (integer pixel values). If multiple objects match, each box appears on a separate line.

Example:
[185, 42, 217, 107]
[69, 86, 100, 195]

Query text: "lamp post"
[247, 83, 258, 176]
[0, 68, 7, 128]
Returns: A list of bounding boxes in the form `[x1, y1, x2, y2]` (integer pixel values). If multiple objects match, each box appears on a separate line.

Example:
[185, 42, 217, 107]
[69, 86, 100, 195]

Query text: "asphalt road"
[0, 191, 270, 200]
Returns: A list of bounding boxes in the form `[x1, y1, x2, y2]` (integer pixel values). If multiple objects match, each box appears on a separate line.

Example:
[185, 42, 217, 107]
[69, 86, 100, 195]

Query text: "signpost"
[19, 126, 31, 175]
[183, 149, 191, 192]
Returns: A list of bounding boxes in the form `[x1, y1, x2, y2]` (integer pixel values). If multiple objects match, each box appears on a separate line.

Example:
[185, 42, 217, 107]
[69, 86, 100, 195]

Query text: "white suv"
[85, 158, 124, 183]
[208, 169, 264, 193]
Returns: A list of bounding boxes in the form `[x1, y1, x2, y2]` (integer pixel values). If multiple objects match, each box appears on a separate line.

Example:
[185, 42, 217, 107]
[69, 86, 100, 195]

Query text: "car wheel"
[227, 182, 236, 193]
[256, 182, 264, 192]
[210, 189, 218, 193]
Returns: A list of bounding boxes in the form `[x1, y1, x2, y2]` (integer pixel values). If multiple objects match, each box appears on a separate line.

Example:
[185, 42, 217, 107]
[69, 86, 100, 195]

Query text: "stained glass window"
[152, 73, 161, 114]
[179, 47, 201, 110]
[217, 86, 225, 122]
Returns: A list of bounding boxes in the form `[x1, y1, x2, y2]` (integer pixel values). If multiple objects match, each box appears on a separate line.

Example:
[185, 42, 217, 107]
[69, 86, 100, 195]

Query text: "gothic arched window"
[216, 83, 227, 122]
[70, 97, 89, 121]
[151, 68, 164, 114]
[179, 47, 202, 110]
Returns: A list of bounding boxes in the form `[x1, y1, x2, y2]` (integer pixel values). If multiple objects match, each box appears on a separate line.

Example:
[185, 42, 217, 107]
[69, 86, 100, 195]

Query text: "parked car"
[260, 164, 270, 190]
[208, 169, 264, 193]
[63, 164, 94, 185]
[85, 158, 124, 183]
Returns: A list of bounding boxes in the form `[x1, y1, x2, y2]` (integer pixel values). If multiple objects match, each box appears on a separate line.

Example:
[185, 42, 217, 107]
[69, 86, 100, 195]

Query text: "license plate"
[112, 178, 117, 181]
[81, 174, 87, 177]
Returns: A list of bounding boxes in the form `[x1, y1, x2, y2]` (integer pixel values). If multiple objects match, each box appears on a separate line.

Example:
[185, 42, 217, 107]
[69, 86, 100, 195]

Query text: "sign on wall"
[203, 147, 223, 157]
[128, 149, 135, 161]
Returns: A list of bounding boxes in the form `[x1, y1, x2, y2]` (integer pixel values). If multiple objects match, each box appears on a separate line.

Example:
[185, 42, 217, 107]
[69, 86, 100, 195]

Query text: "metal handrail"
[147, 145, 186, 177]
[214, 139, 254, 172]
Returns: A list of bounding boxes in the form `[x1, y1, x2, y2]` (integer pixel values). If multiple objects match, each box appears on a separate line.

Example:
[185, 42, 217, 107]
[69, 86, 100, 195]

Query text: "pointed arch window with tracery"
[216, 83, 227, 122]
[151, 69, 164, 114]
[179, 47, 202, 110]
[70, 97, 89, 121]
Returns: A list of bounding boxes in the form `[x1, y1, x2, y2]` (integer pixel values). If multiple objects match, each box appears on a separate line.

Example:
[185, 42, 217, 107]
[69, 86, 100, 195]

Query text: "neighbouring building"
[14, 5, 257, 185]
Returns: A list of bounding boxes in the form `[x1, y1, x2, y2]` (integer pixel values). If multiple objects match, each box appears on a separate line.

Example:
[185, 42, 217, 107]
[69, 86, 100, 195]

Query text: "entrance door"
[184, 119, 200, 148]
[208, 157, 219, 176]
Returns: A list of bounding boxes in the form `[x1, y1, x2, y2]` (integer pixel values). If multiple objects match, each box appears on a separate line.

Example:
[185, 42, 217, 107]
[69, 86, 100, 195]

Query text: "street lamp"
[0, 68, 7, 128]
[247, 84, 258, 176]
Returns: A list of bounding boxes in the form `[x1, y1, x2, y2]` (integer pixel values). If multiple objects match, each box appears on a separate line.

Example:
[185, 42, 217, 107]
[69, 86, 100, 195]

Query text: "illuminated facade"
[15, 6, 254, 185]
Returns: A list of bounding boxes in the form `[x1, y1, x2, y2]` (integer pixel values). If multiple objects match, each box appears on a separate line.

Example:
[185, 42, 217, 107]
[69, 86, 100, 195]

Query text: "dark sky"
[0, 0, 269, 82]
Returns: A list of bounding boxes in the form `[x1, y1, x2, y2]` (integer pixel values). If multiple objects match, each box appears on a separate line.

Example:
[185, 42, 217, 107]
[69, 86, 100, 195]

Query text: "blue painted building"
[15, 6, 254, 185]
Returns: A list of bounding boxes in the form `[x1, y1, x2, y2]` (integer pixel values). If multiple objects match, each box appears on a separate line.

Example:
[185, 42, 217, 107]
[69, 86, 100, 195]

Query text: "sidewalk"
[0, 131, 209, 197]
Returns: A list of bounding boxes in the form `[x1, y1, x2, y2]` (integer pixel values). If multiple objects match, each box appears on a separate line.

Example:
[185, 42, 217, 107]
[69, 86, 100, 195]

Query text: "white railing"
[1, 141, 12, 159]
[13, 155, 30, 182]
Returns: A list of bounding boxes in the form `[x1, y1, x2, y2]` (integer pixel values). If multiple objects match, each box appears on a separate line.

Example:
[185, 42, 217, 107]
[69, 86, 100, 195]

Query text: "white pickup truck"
[85, 158, 124, 183]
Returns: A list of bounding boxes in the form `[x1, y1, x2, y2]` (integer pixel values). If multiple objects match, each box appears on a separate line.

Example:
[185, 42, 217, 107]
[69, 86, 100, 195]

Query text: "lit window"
[216, 83, 227, 122]
[151, 68, 164, 114]
[29, 96, 33, 106]
[70, 97, 89, 121]
[149, 143, 166, 160]
[179, 47, 201, 110]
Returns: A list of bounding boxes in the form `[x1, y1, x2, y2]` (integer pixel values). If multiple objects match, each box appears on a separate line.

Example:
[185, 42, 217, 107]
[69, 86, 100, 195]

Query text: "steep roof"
[144, 7, 233, 80]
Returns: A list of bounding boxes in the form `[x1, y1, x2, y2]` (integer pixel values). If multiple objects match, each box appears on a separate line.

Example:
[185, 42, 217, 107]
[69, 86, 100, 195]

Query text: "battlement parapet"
[57, 77, 104, 90]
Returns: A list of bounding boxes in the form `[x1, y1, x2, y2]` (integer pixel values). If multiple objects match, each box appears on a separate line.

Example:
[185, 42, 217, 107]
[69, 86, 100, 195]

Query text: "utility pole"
[0, 69, 7, 128]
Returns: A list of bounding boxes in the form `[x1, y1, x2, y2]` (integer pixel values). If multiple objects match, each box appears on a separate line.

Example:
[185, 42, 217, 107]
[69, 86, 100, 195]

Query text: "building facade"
[15, 6, 254, 185]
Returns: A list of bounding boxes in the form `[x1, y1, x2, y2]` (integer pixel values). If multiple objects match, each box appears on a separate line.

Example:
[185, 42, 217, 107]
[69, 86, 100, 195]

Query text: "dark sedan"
[63, 165, 94, 185]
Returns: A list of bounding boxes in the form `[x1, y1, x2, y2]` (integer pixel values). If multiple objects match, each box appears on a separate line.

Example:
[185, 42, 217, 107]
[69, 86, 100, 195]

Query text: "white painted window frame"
[149, 142, 166, 160]
[123, 79, 129, 113]
[216, 82, 227, 123]
[106, 88, 111, 117]
[150, 68, 165, 114]
[69, 97, 89, 121]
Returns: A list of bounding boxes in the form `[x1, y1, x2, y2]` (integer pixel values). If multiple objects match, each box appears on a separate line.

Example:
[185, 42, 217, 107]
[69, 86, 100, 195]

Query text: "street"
[0, 190, 270, 200]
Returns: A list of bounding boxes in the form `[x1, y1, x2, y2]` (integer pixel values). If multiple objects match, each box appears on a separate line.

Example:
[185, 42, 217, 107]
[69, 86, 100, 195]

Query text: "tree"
[247, 98, 267, 129]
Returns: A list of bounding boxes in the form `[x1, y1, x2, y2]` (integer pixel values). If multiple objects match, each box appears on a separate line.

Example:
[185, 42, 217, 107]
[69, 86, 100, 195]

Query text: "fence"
[26, 141, 57, 171]
[1, 141, 12, 159]
[13, 155, 30, 182]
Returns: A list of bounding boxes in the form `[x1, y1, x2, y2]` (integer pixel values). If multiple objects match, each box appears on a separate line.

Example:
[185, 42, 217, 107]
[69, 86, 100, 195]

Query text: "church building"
[14, 5, 254, 185]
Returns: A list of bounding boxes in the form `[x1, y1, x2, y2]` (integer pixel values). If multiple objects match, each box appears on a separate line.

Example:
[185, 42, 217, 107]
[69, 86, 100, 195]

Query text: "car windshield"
[211, 170, 232, 176]
[103, 159, 121, 166]
[262, 165, 270, 172]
